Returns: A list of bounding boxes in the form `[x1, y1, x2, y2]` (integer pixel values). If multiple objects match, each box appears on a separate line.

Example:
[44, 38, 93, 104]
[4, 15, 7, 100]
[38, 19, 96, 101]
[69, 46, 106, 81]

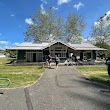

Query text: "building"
[8, 41, 105, 63]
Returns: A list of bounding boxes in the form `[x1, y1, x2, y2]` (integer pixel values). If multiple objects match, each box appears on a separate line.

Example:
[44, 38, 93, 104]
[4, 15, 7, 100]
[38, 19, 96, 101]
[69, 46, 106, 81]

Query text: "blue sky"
[0, 0, 110, 49]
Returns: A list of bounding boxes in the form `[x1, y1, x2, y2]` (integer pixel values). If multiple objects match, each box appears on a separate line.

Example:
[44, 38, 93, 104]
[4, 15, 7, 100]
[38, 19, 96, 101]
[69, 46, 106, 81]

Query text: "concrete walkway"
[0, 66, 110, 110]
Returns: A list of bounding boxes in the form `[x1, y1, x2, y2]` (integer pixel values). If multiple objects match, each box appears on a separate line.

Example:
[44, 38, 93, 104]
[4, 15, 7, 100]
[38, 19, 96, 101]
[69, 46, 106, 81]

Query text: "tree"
[65, 13, 85, 43]
[25, 8, 86, 43]
[95, 42, 110, 58]
[91, 38, 110, 58]
[90, 16, 110, 45]
[90, 15, 110, 58]
[25, 8, 64, 42]
[54, 16, 65, 41]
[5, 50, 17, 58]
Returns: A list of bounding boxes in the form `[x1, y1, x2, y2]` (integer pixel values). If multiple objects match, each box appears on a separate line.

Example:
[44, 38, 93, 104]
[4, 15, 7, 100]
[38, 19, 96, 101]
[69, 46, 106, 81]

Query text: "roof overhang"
[75, 48, 107, 51]
[42, 41, 76, 50]
[7, 41, 107, 51]
[7, 47, 42, 50]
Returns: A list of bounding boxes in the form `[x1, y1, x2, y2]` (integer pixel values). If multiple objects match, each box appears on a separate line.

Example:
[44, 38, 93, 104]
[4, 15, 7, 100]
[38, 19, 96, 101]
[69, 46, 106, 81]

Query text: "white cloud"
[102, 11, 110, 26]
[40, 4, 46, 14]
[74, 2, 84, 11]
[94, 11, 110, 28]
[94, 21, 100, 28]
[52, 6, 59, 10]
[25, 18, 33, 25]
[13, 42, 20, 46]
[0, 41, 10, 45]
[82, 38, 87, 43]
[2, 46, 9, 50]
[10, 14, 15, 17]
[1, 45, 13, 50]
[83, 37, 96, 44]
[106, 11, 110, 15]
[40, 0, 47, 4]
[58, 0, 71, 5]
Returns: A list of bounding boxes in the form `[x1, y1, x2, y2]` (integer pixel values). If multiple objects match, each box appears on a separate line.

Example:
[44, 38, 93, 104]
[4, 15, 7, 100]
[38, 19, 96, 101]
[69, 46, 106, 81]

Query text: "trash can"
[105, 62, 110, 77]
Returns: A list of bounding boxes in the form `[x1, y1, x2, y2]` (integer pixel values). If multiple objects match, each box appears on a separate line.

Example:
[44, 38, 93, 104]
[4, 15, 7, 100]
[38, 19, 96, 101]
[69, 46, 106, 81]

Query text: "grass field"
[0, 58, 45, 88]
[0, 58, 9, 65]
[75, 65, 110, 86]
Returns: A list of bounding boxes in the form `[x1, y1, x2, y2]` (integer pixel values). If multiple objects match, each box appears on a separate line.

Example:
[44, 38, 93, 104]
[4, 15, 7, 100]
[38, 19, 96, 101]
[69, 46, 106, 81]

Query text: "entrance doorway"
[33, 53, 36, 62]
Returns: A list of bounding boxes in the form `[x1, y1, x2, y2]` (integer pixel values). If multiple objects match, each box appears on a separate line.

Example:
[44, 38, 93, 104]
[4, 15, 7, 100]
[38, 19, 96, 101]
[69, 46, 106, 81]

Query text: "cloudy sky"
[0, 0, 110, 49]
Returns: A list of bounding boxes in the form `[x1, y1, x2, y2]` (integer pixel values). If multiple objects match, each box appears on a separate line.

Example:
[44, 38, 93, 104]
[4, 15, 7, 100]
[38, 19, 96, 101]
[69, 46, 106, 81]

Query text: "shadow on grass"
[88, 75, 110, 87]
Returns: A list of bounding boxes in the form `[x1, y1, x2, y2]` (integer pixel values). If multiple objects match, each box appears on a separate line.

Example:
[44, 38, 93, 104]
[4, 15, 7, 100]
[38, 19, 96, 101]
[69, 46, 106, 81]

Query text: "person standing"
[47, 54, 52, 68]
[106, 57, 110, 77]
[55, 55, 60, 69]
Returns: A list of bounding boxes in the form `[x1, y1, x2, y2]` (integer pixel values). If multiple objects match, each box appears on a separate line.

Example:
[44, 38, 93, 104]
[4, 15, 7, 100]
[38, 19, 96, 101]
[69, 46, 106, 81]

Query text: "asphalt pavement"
[0, 66, 110, 110]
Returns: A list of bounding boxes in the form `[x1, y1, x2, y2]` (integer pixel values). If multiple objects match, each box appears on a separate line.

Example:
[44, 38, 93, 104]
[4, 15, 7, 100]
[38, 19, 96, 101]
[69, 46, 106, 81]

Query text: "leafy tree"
[90, 15, 110, 58]
[25, 8, 86, 43]
[90, 17, 110, 44]
[95, 42, 110, 58]
[65, 13, 85, 43]
[54, 16, 65, 40]
[5, 50, 17, 58]
[25, 8, 64, 42]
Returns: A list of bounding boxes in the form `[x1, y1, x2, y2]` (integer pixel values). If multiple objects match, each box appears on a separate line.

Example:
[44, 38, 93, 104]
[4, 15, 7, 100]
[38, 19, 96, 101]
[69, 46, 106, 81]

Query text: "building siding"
[92, 50, 96, 60]
[17, 50, 26, 61]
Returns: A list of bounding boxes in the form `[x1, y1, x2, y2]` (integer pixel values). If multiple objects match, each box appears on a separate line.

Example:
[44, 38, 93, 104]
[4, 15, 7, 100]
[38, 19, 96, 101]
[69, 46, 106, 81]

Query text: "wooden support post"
[42, 62, 45, 68]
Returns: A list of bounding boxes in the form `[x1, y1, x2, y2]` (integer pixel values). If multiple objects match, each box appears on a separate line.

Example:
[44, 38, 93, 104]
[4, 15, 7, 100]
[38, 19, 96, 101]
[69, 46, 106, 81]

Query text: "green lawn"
[0, 58, 9, 65]
[0, 58, 45, 88]
[75, 65, 110, 86]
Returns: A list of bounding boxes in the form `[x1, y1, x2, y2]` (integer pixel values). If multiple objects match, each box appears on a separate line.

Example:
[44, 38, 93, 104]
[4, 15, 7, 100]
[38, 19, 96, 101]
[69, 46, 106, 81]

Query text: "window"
[50, 51, 66, 58]
[49, 45, 67, 58]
